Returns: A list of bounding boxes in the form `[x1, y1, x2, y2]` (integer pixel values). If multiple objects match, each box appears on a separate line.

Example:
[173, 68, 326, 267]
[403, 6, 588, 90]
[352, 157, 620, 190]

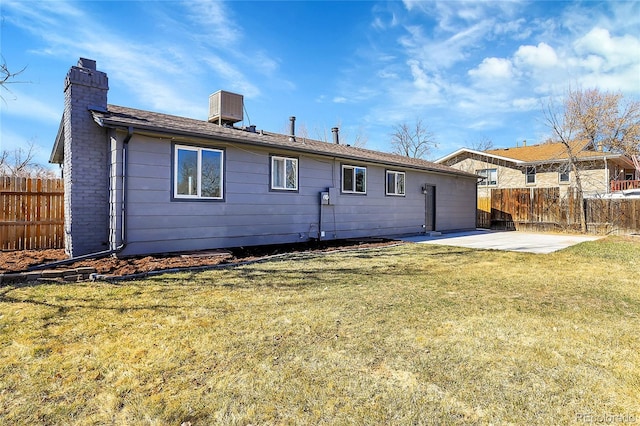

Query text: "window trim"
[525, 166, 536, 185]
[476, 168, 498, 187]
[270, 155, 299, 191]
[341, 164, 367, 194]
[386, 170, 406, 196]
[173, 144, 224, 201]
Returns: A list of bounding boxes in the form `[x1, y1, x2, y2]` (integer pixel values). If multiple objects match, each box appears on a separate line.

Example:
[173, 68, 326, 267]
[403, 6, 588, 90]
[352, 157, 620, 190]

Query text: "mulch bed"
[0, 238, 401, 277]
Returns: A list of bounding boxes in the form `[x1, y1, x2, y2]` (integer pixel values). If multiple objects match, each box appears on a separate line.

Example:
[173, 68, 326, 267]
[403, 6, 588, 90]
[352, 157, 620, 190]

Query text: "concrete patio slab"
[401, 230, 601, 254]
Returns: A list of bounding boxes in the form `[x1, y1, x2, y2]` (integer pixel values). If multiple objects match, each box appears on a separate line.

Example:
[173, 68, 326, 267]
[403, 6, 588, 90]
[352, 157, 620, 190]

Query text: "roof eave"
[95, 115, 476, 179]
[436, 148, 523, 164]
[49, 117, 65, 164]
[519, 153, 633, 166]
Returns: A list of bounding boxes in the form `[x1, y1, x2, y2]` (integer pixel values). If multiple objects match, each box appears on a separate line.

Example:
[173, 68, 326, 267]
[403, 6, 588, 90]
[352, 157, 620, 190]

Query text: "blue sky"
[1, 0, 639, 169]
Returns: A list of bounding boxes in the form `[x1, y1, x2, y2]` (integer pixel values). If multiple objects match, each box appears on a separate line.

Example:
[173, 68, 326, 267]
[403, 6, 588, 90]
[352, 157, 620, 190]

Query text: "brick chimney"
[62, 58, 110, 256]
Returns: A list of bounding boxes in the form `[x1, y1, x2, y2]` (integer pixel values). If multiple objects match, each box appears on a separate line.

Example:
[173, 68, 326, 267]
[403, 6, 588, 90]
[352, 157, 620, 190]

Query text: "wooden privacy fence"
[477, 196, 491, 229]
[0, 177, 64, 250]
[478, 188, 640, 235]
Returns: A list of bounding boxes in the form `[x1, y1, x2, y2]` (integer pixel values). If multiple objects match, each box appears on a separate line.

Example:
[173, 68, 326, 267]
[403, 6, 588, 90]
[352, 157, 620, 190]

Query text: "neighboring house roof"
[484, 140, 587, 162]
[436, 140, 633, 167]
[51, 104, 476, 178]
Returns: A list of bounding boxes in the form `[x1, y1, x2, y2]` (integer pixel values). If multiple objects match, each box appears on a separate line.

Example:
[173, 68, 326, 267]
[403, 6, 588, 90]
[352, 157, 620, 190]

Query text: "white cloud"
[0, 90, 60, 123]
[576, 66, 640, 94]
[3, 0, 278, 118]
[514, 42, 558, 68]
[468, 57, 515, 82]
[3, 0, 84, 30]
[407, 60, 441, 96]
[403, 0, 521, 34]
[371, 3, 399, 30]
[494, 18, 530, 40]
[511, 97, 539, 111]
[574, 27, 640, 70]
[399, 21, 489, 72]
[182, 1, 241, 46]
[202, 56, 260, 99]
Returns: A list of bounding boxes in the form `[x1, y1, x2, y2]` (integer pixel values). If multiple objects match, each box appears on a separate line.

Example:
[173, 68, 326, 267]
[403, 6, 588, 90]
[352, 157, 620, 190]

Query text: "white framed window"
[559, 171, 570, 184]
[271, 155, 298, 191]
[174, 145, 223, 199]
[526, 166, 536, 185]
[477, 168, 497, 186]
[342, 165, 366, 194]
[386, 170, 406, 196]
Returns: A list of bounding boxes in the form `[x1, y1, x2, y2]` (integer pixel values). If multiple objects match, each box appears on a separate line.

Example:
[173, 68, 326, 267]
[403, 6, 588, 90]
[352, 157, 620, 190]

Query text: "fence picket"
[0, 176, 64, 250]
[478, 187, 640, 234]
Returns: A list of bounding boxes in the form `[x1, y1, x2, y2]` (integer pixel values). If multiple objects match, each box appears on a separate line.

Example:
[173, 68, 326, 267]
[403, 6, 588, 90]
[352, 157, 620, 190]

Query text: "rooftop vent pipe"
[289, 116, 296, 142]
[332, 127, 340, 144]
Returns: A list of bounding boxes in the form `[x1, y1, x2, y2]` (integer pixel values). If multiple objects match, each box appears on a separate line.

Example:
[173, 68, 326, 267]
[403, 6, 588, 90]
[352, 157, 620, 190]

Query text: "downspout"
[319, 195, 323, 240]
[115, 126, 132, 251]
[30, 127, 133, 270]
[604, 156, 609, 194]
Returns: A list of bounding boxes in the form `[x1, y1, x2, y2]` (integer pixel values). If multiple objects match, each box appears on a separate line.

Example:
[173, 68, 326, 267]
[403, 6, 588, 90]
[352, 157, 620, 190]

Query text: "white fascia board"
[435, 148, 522, 164]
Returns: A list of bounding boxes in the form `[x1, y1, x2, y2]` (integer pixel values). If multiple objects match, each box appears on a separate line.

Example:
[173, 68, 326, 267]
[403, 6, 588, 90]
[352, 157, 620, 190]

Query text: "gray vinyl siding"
[115, 134, 476, 256]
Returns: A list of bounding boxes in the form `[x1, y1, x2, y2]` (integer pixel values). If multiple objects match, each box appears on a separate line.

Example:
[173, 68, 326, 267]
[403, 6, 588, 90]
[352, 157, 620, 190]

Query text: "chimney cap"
[77, 58, 97, 70]
[289, 116, 296, 142]
[332, 127, 340, 144]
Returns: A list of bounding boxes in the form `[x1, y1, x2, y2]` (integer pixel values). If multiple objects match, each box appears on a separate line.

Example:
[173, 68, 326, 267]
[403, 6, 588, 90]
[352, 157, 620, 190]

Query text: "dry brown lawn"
[1, 236, 638, 424]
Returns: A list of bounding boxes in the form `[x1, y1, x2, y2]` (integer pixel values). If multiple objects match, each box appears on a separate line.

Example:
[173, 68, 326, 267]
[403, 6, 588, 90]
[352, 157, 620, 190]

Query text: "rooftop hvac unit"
[208, 90, 243, 125]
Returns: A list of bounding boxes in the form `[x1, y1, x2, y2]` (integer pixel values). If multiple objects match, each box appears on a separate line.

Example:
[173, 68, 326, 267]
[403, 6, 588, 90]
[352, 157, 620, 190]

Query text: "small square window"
[559, 171, 570, 183]
[271, 156, 298, 190]
[386, 171, 406, 196]
[477, 168, 497, 186]
[526, 167, 536, 185]
[342, 165, 366, 194]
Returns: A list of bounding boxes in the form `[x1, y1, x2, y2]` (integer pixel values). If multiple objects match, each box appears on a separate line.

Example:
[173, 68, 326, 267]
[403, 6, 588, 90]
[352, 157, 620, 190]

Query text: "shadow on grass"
[0, 244, 482, 314]
[0, 290, 187, 313]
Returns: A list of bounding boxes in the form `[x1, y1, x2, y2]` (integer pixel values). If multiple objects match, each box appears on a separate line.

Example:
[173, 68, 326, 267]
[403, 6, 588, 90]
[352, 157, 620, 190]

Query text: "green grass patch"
[1, 238, 639, 424]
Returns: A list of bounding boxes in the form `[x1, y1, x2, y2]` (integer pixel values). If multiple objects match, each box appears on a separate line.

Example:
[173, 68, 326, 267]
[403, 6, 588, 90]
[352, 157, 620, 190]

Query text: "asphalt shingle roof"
[484, 140, 605, 163]
[89, 104, 475, 178]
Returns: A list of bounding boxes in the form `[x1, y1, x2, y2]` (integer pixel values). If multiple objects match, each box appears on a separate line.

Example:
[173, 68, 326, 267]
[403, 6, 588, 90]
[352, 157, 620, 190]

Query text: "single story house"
[436, 141, 638, 199]
[51, 58, 477, 257]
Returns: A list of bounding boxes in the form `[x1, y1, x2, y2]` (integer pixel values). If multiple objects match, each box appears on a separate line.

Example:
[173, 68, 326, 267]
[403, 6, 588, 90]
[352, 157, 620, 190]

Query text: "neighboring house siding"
[446, 157, 521, 197]
[116, 135, 476, 256]
[446, 154, 616, 197]
[580, 167, 609, 196]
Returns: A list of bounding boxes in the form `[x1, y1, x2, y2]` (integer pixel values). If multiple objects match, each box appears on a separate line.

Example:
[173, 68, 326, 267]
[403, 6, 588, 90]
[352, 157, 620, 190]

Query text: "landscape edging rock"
[0, 267, 97, 285]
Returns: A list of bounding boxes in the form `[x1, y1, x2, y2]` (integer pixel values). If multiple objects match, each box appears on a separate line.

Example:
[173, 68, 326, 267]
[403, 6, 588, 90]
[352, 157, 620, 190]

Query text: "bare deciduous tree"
[306, 120, 369, 148]
[340, 124, 369, 148]
[0, 141, 56, 178]
[1, 56, 28, 102]
[566, 88, 640, 157]
[467, 136, 494, 152]
[543, 87, 640, 232]
[544, 102, 588, 232]
[390, 118, 437, 159]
